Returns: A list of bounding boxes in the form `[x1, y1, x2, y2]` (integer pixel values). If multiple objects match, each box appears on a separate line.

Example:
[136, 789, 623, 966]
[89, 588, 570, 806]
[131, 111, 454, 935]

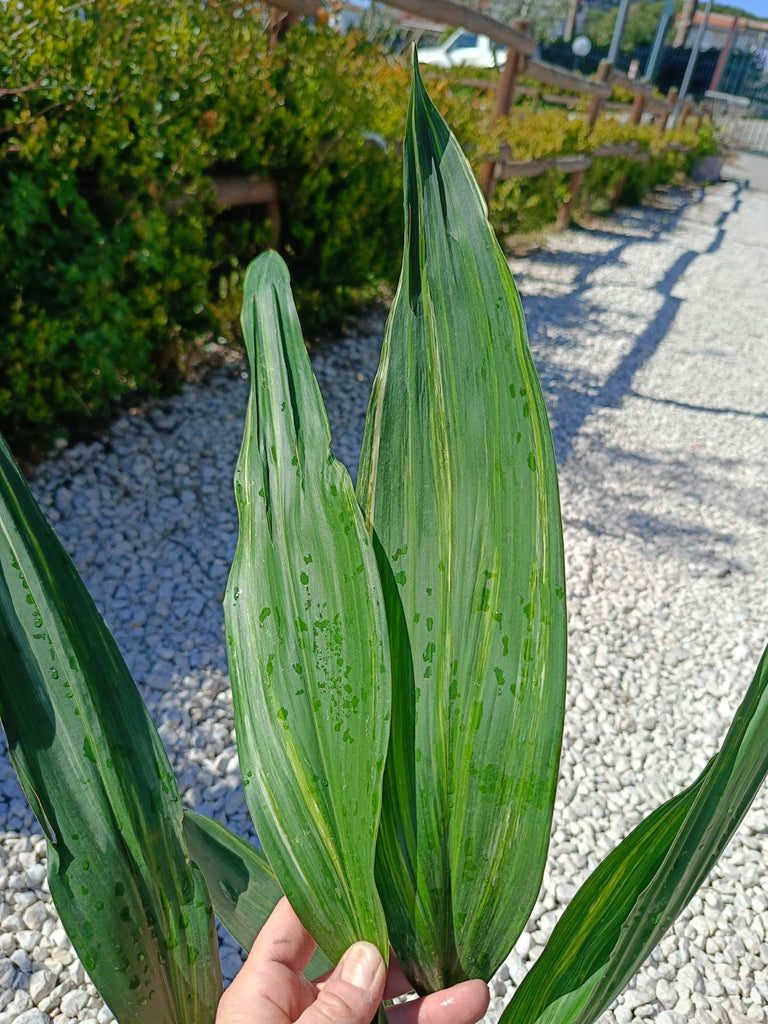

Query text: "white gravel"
[1, 179, 766, 1023]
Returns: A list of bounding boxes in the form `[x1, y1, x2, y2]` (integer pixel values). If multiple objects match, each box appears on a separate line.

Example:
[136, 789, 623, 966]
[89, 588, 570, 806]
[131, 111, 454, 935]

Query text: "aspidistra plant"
[220, 59, 768, 1018]
[0, 59, 766, 1024]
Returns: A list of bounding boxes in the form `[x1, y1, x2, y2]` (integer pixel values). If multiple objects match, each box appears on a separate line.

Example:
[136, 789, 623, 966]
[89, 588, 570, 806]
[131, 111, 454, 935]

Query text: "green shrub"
[0, 2, 403, 455]
[0, 0, 717, 456]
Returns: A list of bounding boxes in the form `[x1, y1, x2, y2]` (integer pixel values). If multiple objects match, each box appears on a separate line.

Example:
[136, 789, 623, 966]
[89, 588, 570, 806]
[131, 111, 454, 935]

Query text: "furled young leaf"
[356, 62, 567, 993]
[0, 435, 222, 1024]
[183, 810, 332, 977]
[225, 251, 390, 966]
[501, 645, 768, 1024]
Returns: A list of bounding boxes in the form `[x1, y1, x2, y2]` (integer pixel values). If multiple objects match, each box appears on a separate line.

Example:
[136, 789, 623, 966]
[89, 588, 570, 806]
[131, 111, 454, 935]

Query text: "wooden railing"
[166, 177, 281, 244]
[467, 20, 704, 225]
[203, 0, 710, 241]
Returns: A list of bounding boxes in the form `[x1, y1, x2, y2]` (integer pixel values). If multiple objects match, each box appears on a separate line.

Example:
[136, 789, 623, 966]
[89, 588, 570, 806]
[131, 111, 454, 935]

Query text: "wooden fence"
[470, 18, 704, 226]
[206, 0, 710, 239]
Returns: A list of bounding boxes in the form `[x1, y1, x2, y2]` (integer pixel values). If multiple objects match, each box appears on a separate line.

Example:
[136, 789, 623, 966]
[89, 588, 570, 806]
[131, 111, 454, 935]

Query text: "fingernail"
[340, 942, 382, 989]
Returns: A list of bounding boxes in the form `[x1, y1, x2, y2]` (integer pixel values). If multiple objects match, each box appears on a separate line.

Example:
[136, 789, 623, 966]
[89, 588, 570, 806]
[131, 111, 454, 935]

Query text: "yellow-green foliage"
[0, 4, 716, 455]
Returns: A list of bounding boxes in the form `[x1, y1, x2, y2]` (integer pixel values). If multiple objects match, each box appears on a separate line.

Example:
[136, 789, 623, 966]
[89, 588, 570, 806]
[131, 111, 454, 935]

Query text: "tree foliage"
[586, 1, 674, 49]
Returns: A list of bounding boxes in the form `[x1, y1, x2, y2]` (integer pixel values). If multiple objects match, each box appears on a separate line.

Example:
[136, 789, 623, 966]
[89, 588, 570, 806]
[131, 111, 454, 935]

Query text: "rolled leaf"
[225, 251, 390, 966]
[357, 62, 567, 992]
[0, 435, 222, 1024]
[501, 645, 768, 1024]
[183, 810, 332, 977]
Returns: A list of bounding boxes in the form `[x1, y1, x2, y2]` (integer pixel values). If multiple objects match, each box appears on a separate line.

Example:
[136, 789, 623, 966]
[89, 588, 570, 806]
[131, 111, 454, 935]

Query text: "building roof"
[678, 10, 768, 32]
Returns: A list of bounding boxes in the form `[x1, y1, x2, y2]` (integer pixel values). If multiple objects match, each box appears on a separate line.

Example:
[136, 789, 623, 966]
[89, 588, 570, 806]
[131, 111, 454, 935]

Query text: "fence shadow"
[517, 182, 747, 467]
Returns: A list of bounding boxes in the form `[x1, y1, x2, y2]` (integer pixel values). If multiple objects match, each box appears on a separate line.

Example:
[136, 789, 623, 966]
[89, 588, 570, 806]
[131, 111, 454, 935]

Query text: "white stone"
[0, 961, 16, 989]
[656, 978, 678, 1008]
[678, 962, 705, 993]
[15, 933, 39, 954]
[21, 903, 48, 930]
[49, 947, 75, 967]
[623, 988, 654, 1011]
[10, 1012, 50, 1024]
[60, 990, 89, 1016]
[8, 951, 32, 974]
[28, 969, 56, 1003]
[23, 866, 47, 889]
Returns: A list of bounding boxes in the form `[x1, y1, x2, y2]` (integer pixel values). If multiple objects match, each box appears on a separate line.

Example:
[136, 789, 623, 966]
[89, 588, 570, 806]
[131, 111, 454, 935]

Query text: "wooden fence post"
[479, 19, 531, 204]
[610, 174, 626, 210]
[556, 168, 586, 230]
[631, 91, 646, 126]
[609, 81, 650, 211]
[587, 60, 613, 130]
[557, 57, 611, 229]
[554, 156, 591, 231]
[493, 19, 530, 120]
[268, 5, 303, 47]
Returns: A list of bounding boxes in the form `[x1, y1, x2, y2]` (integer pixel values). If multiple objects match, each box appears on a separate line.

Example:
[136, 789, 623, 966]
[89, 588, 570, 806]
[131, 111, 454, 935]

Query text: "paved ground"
[0, 179, 766, 1024]
[722, 150, 768, 192]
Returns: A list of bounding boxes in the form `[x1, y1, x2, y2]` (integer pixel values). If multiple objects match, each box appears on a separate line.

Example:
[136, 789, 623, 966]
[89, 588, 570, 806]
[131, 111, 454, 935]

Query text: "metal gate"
[706, 91, 768, 155]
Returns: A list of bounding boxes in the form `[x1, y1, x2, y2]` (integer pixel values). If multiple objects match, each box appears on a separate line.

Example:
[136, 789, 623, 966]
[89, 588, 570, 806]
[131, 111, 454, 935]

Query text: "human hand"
[216, 896, 491, 1024]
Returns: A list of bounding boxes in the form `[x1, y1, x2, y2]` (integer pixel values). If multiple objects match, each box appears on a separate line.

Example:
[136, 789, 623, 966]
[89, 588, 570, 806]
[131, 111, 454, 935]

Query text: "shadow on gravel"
[559, 440, 765, 570]
[518, 182, 748, 466]
[627, 390, 768, 423]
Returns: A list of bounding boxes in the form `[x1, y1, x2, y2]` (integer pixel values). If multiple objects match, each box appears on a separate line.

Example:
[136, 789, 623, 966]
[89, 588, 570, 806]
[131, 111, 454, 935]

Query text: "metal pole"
[644, 0, 675, 83]
[674, 0, 698, 48]
[563, 0, 579, 43]
[607, 0, 631, 65]
[672, 0, 713, 124]
[709, 15, 739, 92]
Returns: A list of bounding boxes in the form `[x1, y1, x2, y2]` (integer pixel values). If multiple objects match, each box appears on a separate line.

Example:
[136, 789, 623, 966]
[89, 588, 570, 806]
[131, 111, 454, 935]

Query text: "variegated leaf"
[225, 251, 390, 966]
[357, 63, 567, 992]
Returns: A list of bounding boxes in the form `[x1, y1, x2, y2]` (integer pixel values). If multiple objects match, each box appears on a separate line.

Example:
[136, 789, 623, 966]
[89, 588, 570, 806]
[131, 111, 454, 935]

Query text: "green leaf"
[225, 251, 390, 966]
[356, 63, 567, 992]
[183, 810, 332, 978]
[501, 645, 768, 1024]
[0, 435, 222, 1024]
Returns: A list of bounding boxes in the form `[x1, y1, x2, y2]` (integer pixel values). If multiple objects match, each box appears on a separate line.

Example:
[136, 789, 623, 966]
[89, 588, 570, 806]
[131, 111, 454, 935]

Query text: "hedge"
[0, 1, 717, 456]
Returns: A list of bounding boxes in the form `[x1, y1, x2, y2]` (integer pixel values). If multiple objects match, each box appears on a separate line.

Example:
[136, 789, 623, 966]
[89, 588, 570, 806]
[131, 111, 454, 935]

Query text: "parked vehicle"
[417, 29, 506, 69]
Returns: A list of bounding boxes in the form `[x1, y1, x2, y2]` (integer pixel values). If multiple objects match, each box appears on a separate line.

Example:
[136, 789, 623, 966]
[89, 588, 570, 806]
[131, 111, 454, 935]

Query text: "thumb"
[302, 942, 386, 1024]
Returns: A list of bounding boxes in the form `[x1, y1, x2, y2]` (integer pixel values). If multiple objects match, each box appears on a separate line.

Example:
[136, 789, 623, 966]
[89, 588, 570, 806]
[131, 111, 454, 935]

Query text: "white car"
[417, 29, 507, 69]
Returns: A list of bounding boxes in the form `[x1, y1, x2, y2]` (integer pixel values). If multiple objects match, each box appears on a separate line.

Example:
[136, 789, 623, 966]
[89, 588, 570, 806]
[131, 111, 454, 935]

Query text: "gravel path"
[1, 179, 766, 1024]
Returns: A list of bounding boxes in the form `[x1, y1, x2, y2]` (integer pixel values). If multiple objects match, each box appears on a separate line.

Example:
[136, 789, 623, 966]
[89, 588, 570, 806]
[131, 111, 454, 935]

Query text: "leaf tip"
[243, 249, 290, 302]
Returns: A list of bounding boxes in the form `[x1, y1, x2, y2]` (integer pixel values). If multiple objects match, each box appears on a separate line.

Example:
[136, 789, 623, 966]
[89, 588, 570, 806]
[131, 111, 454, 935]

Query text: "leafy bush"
[0, 2, 403, 455]
[477, 108, 708, 235]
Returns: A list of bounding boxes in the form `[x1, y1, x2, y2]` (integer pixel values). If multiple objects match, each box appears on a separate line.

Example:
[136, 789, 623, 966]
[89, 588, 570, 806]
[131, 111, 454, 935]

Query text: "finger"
[216, 898, 318, 1023]
[251, 895, 318, 974]
[300, 942, 387, 1024]
[312, 947, 414, 1000]
[387, 980, 490, 1024]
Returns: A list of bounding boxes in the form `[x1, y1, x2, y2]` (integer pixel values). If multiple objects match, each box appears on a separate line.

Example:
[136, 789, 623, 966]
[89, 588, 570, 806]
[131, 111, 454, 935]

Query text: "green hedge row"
[0, 2, 404, 454]
[0, 2, 717, 457]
